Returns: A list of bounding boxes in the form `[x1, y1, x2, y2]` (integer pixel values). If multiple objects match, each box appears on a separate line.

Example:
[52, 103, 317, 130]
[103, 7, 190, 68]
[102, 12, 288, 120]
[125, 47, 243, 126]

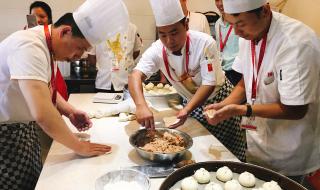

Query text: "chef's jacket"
[233, 11, 320, 175]
[134, 30, 224, 100]
[0, 25, 53, 123]
[188, 12, 211, 35]
[91, 23, 142, 91]
[215, 18, 239, 71]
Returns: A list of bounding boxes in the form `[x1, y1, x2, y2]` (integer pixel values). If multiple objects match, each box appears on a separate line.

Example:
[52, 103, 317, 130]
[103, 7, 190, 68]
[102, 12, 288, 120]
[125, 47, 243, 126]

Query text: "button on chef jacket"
[134, 30, 224, 100]
[91, 23, 142, 91]
[232, 11, 320, 176]
[0, 25, 53, 123]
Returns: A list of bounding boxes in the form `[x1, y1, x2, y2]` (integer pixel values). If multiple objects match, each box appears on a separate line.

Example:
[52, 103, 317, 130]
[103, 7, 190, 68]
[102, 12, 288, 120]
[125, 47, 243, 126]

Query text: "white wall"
[0, 0, 219, 48]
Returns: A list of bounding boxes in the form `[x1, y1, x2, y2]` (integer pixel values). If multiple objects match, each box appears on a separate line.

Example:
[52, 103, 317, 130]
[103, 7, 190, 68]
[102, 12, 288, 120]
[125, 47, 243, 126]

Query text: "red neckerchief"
[44, 24, 57, 105]
[219, 24, 233, 52]
[251, 34, 268, 100]
[162, 33, 190, 82]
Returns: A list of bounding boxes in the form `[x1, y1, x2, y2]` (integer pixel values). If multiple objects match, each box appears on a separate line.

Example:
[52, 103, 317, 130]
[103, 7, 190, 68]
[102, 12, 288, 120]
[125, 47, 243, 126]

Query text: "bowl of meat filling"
[129, 128, 193, 162]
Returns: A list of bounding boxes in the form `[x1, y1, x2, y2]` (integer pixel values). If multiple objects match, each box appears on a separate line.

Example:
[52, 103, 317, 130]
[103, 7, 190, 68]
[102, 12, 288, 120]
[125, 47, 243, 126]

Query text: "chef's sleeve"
[276, 42, 319, 105]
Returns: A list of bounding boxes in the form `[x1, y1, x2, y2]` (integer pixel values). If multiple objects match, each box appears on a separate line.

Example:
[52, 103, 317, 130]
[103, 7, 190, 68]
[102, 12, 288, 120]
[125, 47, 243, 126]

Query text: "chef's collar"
[166, 40, 187, 56]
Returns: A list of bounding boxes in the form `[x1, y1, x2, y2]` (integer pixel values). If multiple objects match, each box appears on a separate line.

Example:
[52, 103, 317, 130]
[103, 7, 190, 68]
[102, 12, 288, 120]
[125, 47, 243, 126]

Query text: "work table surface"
[35, 93, 239, 190]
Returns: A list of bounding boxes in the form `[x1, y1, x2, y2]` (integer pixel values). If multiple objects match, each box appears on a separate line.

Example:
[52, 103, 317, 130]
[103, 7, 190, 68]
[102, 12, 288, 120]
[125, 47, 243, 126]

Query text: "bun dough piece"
[262, 180, 282, 190]
[204, 182, 223, 190]
[225, 179, 243, 190]
[238, 171, 256, 187]
[216, 166, 233, 182]
[204, 109, 216, 119]
[181, 176, 198, 190]
[157, 83, 164, 89]
[194, 168, 211, 184]
[118, 112, 128, 122]
[164, 84, 171, 89]
[145, 82, 155, 90]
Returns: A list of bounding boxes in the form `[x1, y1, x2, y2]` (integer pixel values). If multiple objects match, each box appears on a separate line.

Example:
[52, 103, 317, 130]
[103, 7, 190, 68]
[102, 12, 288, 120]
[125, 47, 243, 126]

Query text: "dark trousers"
[225, 69, 242, 86]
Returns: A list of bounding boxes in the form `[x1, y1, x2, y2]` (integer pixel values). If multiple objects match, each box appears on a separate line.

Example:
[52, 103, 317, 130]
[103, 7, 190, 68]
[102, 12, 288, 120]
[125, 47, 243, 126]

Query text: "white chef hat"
[149, 0, 185, 27]
[73, 0, 129, 45]
[223, 0, 268, 14]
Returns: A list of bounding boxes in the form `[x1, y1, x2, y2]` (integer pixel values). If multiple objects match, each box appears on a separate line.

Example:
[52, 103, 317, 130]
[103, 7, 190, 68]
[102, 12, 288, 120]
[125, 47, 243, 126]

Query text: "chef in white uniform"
[89, 23, 142, 92]
[0, 0, 128, 189]
[129, 0, 246, 161]
[205, 0, 320, 188]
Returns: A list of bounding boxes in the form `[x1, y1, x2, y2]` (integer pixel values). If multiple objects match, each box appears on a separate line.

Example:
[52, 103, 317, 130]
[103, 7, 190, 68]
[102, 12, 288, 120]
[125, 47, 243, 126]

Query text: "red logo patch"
[207, 63, 213, 72]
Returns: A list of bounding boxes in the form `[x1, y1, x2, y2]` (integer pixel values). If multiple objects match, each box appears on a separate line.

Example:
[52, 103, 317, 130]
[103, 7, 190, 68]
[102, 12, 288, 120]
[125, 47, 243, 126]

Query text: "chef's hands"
[169, 108, 189, 129]
[204, 103, 245, 125]
[69, 109, 92, 131]
[75, 141, 112, 157]
[136, 105, 155, 129]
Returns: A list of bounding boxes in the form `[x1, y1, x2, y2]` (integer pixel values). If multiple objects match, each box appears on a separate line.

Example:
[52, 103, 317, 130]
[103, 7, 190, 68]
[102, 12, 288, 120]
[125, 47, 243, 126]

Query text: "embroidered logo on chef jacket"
[264, 71, 275, 85]
[204, 47, 215, 73]
[106, 33, 131, 71]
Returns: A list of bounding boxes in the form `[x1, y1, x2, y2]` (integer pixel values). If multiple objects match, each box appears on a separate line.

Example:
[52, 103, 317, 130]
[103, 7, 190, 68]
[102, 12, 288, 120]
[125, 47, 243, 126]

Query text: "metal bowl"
[95, 169, 150, 190]
[160, 161, 307, 190]
[129, 128, 193, 163]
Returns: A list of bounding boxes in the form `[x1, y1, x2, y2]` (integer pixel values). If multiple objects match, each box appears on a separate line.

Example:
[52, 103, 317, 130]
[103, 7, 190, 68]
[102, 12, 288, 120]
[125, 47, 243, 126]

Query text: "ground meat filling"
[140, 132, 185, 153]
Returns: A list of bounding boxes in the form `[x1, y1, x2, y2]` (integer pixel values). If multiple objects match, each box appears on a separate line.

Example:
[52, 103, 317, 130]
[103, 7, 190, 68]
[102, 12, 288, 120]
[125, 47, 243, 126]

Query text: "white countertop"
[35, 93, 239, 190]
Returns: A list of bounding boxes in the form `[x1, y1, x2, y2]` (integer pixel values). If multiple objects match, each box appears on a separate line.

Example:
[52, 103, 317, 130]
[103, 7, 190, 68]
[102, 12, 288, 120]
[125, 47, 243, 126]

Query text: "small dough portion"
[225, 179, 243, 190]
[194, 168, 211, 184]
[204, 109, 216, 119]
[157, 83, 164, 89]
[238, 171, 256, 188]
[181, 176, 198, 190]
[145, 82, 155, 90]
[204, 182, 223, 190]
[262, 180, 282, 190]
[216, 166, 233, 182]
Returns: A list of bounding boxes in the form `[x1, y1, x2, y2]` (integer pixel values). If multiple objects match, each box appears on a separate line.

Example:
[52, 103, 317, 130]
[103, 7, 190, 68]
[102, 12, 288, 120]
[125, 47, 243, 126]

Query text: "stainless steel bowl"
[129, 128, 193, 163]
[95, 169, 150, 190]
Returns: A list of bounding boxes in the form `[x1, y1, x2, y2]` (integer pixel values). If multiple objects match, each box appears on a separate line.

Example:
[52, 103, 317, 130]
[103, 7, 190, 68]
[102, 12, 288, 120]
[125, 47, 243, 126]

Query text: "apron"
[182, 79, 247, 161]
[0, 25, 56, 190]
[0, 122, 42, 190]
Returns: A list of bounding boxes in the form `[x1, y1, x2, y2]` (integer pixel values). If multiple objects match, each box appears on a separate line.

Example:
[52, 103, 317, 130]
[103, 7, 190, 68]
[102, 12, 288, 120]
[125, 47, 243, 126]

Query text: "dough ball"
[181, 176, 198, 190]
[204, 109, 216, 119]
[262, 180, 282, 190]
[164, 84, 171, 89]
[194, 168, 211, 184]
[118, 112, 128, 122]
[204, 182, 223, 190]
[156, 83, 164, 89]
[216, 166, 233, 182]
[238, 171, 256, 187]
[224, 179, 243, 190]
[145, 82, 154, 90]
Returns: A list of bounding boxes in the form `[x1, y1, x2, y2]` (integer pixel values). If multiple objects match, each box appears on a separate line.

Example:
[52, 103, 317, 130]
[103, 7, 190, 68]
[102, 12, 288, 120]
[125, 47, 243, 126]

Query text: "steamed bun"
[262, 180, 282, 190]
[194, 168, 211, 184]
[181, 176, 198, 190]
[204, 182, 223, 190]
[216, 166, 233, 182]
[224, 179, 243, 190]
[238, 171, 256, 187]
